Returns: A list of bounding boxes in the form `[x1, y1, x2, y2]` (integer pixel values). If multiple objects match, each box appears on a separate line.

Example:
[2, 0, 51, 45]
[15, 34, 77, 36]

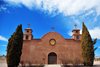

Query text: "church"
[20, 24, 82, 64]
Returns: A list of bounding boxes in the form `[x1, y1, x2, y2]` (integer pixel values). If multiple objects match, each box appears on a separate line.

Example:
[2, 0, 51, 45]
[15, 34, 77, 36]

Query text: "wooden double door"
[48, 52, 57, 64]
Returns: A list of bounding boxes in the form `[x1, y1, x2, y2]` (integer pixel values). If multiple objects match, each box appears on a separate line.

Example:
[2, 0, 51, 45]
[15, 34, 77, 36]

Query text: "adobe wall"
[20, 32, 82, 64]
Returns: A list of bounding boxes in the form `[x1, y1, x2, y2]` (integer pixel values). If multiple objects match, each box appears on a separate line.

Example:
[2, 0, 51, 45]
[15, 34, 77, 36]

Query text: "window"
[27, 30, 29, 32]
[76, 36, 79, 40]
[76, 31, 78, 33]
[49, 39, 56, 46]
[26, 35, 28, 40]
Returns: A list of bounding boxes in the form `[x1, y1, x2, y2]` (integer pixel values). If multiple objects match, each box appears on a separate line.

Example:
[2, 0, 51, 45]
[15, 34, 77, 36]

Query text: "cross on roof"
[28, 24, 30, 28]
[51, 26, 54, 32]
[74, 24, 77, 29]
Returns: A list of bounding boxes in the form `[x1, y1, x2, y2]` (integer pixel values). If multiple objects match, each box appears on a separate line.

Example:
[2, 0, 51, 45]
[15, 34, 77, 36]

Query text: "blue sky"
[0, 0, 100, 57]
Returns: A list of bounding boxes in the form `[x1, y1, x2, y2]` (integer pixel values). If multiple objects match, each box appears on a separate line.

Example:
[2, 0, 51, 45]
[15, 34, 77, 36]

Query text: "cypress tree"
[6, 24, 23, 67]
[81, 22, 97, 66]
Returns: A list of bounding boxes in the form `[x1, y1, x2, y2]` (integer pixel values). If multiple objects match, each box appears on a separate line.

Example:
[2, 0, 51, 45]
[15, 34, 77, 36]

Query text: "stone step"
[44, 64, 62, 67]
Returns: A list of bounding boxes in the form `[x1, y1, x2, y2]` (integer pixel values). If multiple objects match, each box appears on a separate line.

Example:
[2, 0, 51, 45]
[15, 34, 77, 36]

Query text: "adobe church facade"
[20, 25, 82, 64]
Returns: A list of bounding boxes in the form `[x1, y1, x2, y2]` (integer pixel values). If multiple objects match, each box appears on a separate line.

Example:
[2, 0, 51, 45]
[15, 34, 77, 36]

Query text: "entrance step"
[44, 64, 62, 67]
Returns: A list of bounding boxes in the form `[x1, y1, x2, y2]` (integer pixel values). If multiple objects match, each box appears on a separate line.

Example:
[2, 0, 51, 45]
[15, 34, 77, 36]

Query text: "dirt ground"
[0, 62, 7, 67]
[92, 61, 100, 67]
[0, 61, 100, 67]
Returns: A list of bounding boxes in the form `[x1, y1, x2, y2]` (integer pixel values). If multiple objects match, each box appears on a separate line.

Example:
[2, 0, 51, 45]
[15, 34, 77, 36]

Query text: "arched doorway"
[48, 52, 57, 64]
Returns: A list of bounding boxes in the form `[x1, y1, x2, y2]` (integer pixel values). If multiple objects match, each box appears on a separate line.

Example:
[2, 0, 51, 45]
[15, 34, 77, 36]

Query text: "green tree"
[81, 22, 97, 66]
[3, 55, 5, 57]
[6, 24, 23, 67]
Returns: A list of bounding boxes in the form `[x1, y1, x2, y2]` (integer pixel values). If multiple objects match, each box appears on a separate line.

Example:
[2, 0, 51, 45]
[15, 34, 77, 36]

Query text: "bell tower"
[72, 24, 81, 40]
[23, 24, 33, 40]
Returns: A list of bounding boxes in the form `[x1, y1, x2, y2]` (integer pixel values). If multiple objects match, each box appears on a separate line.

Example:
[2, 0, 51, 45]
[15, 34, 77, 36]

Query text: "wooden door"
[48, 52, 57, 64]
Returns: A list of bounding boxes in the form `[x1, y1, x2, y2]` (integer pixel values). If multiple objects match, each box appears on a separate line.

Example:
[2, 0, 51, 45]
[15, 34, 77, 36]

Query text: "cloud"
[0, 5, 7, 11]
[68, 27, 100, 39]
[89, 27, 100, 39]
[98, 47, 100, 48]
[71, 17, 80, 25]
[1, 45, 7, 47]
[84, 10, 94, 16]
[94, 16, 97, 21]
[94, 14, 100, 21]
[0, 36, 8, 42]
[3, 0, 100, 16]
[81, 10, 94, 18]
[68, 32, 72, 36]
[0, 5, 10, 13]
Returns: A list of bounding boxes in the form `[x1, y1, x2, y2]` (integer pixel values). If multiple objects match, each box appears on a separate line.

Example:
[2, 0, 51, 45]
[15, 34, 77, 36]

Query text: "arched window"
[76, 31, 78, 33]
[76, 36, 79, 40]
[27, 30, 29, 33]
[26, 35, 28, 40]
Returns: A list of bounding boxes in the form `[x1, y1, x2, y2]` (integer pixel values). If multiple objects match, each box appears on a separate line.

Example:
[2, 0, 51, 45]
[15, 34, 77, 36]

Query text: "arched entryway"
[48, 52, 57, 64]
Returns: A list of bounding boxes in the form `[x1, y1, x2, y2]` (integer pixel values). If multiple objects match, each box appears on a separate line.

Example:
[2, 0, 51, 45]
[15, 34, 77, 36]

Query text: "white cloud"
[84, 10, 94, 16]
[94, 14, 100, 21]
[4, 0, 100, 16]
[98, 47, 100, 48]
[0, 36, 8, 42]
[81, 10, 94, 18]
[68, 27, 100, 39]
[68, 32, 72, 36]
[1, 45, 7, 47]
[71, 17, 80, 25]
[81, 27, 100, 39]
[0, 5, 7, 11]
[94, 16, 97, 21]
[0, 5, 10, 13]
[89, 27, 100, 39]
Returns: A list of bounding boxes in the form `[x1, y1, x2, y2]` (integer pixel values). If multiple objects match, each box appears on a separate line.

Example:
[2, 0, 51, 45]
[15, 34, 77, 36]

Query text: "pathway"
[44, 64, 61, 67]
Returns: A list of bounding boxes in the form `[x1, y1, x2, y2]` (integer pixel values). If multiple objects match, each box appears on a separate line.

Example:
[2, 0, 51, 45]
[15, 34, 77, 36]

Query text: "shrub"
[20, 61, 25, 67]
[61, 56, 83, 67]
[40, 63, 44, 67]
[35, 61, 39, 67]
[61, 56, 72, 65]
[27, 61, 33, 67]
[71, 57, 83, 67]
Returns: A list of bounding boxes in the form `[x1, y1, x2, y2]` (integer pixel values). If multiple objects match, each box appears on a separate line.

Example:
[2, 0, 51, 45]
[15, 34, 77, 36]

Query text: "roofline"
[24, 28, 32, 30]
[72, 29, 80, 32]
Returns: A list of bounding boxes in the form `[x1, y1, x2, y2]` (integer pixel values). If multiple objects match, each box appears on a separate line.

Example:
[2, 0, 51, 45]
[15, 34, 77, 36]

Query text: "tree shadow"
[92, 65, 100, 67]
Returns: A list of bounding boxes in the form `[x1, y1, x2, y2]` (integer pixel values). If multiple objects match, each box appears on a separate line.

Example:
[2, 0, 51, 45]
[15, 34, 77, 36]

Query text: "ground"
[0, 61, 100, 67]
